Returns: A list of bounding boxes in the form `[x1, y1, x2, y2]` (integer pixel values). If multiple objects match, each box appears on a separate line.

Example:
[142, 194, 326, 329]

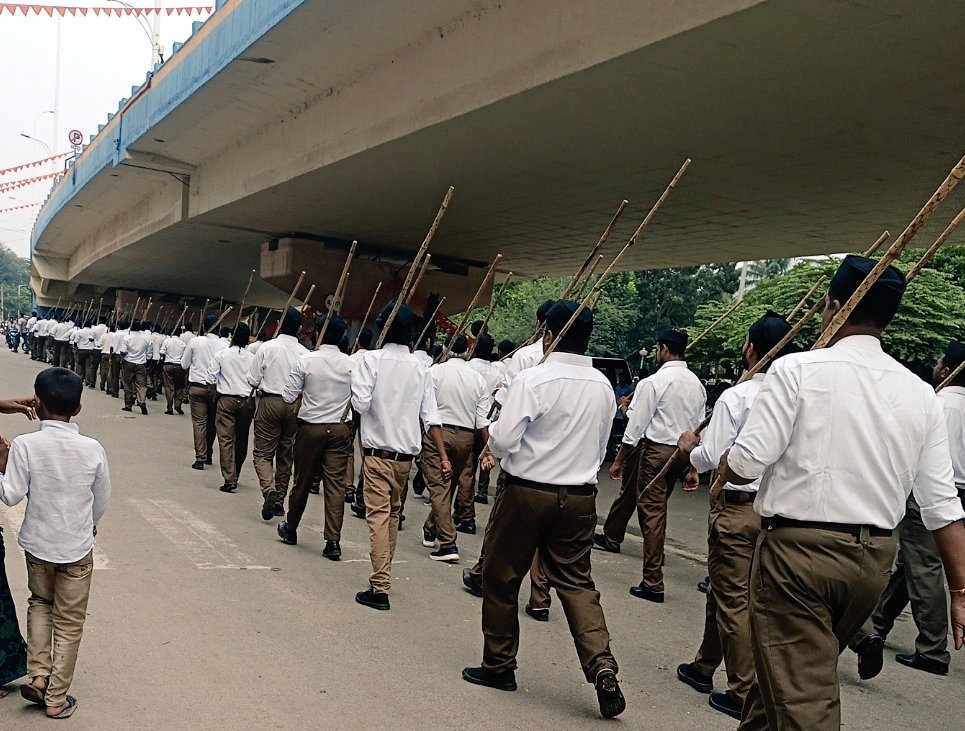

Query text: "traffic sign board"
[68, 129, 83, 146]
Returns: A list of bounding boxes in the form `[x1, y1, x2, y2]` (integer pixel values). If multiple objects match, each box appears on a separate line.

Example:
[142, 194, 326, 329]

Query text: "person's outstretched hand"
[0, 396, 36, 420]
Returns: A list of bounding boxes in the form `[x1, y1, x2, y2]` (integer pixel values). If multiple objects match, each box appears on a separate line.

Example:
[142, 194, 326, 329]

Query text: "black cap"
[545, 300, 593, 354]
[231, 322, 251, 348]
[945, 340, 965, 371]
[828, 255, 906, 327]
[536, 299, 556, 324]
[315, 313, 347, 346]
[748, 310, 799, 361]
[279, 307, 302, 337]
[473, 333, 495, 360]
[658, 328, 688, 354]
[376, 300, 414, 345]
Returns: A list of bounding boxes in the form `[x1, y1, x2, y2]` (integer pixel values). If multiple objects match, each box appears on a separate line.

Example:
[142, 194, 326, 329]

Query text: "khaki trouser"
[215, 394, 256, 485]
[602, 440, 680, 592]
[470, 472, 550, 608]
[739, 526, 896, 731]
[121, 360, 148, 406]
[108, 354, 122, 395]
[252, 394, 299, 503]
[422, 427, 475, 547]
[188, 383, 218, 462]
[693, 495, 760, 704]
[163, 363, 187, 411]
[363, 455, 411, 593]
[850, 496, 949, 665]
[24, 551, 93, 709]
[480, 477, 617, 682]
[289, 421, 352, 539]
[99, 351, 111, 389]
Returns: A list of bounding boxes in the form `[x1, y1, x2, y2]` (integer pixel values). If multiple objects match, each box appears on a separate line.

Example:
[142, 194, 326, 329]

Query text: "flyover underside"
[31, 0, 965, 309]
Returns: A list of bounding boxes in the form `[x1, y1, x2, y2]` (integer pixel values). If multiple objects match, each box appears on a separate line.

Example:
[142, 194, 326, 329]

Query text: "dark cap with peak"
[658, 328, 688, 353]
[748, 310, 798, 359]
[944, 340, 965, 371]
[828, 255, 906, 327]
[545, 300, 592, 353]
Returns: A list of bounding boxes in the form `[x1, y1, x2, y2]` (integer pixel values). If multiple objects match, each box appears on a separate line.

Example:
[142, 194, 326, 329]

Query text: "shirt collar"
[545, 352, 592, 367]
[943, 386, 965, 395]
[204, 333, 220, 339]
[831, 334, 883, 351]
[660, 360, 688, 370]
[317, 344, 340, 353]
[383, 343, 409, 352]
[39, 420, 79, 434]
[750, 372, 767, 382]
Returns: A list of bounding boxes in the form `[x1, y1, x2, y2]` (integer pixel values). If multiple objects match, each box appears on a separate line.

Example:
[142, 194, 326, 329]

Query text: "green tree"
[0, 244, 31, 317]
[687, 250, 965, 378]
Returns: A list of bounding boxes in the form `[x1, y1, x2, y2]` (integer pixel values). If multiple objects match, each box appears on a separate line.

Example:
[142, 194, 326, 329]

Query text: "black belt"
[504, 472, 595, 496]
[763, 516, 892, 538]
[363, 448, 414, 462]
[188, 381, 210, 388]
[722, 489, 755, 506]
[443, 424, 475, 433]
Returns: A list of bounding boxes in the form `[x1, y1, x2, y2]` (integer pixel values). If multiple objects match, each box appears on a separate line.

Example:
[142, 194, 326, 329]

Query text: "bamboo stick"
[815, 156, 965, 349]
[351, 282, 383, 354]
[560, 200, 629, 300]
[863, 230, 891, 257]
[376, 186, 454, 348]
[232, 269, 256, 337]
[436, 254, 502, 362]
[413, 296, 446, 355]
[905, 207, 965, 282]
[300, 284, 317, 314]
[405, 254, 431, 306]
[199, 298, 210, 326]
[539, 159, 692, 366]
[937, 359, 965, 392]
[316, 242, 357, 349]
[209, 306, 234, 334]
[272, 271, 307, 339]
[687, 296, 744, 352]
[172, 305, 189, 334]
[467, 273, 514, 359]
[572, 255, 604, 301]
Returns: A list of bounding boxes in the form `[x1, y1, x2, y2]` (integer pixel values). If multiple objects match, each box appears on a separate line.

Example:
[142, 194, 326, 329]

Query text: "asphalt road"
[0, 348, 959, 729]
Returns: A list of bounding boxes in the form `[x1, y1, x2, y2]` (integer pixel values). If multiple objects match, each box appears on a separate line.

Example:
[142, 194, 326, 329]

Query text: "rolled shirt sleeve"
[914, 398, 965, 530]
[727, 361, 798, 482]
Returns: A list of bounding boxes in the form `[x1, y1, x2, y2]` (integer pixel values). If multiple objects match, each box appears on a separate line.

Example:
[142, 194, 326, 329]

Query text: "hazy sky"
[0, 2, 205, 257]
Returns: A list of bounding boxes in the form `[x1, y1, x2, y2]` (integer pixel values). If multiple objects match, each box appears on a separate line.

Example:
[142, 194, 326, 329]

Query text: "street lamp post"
[108, 0, 162, 66]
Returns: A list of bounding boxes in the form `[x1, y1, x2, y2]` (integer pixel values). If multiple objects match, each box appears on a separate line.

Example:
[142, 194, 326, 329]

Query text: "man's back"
[624, 361, 706, 447]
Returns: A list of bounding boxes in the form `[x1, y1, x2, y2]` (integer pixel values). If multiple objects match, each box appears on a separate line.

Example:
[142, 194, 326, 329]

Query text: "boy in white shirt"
[0, 368, 111, 719]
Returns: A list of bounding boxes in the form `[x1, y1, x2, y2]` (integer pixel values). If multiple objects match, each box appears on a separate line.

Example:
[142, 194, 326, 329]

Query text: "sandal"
[20, 682, 47, 706]
[47, 695, 78, 719]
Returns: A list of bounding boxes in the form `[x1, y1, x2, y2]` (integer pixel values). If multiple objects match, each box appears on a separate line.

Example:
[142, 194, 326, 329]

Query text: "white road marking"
[129, 497, 274, 570]
[0, 500, 112, 569]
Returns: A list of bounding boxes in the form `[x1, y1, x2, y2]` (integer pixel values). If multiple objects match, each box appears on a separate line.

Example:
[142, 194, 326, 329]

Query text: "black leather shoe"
[595, 669, 626, 719]
[462, 666, 517, 691]
[191, 461, 204, 471]
[709, 691, 743, 720]
[355, 587, 390, 611]
[174, 406, 184, 415]
[398, 514, 405, 531]
[277, 521, 297, 545]
[592, 533, 620, 553]
[121, 405, 133, 412]
[165, 409, 174, 415]
[855, 634, 885, 680]
[309, 480, 320, 495]
[204, 457, 213, 465]
[322, 540, 341, 560]
[350, 503, 365, 519]
[629, 584, 664, 603]
[676, 663, 714, 693]
[345, 487, 355, 503]
[895, 651, 949, 676]
[456, 521, 477, 535]
[462, 568, 483, 597]
[139, 403, 148, 415]
[697, 576, 710, 593]
[261, 497, 274, 521]
[525, 604, 549, 622]
[474, 493, 488, 504]
[219, 482, 237, 493]
[273, 502, 285, 517]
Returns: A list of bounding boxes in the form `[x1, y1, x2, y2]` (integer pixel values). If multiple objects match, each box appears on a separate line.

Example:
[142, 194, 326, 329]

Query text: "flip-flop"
[20, 683, 46, 706]
[47, 695, 78, 719]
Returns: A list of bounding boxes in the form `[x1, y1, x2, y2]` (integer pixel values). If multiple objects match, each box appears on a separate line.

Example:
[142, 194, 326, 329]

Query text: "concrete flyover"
[29, 0, 965, 316]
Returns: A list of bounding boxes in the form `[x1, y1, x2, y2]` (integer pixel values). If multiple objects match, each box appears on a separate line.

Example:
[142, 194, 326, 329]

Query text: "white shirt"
[430, 358, 491, 430]
[0, 421, 111, 563]
[247, 334, 309, 395]
[68, 326, 81, 346]
[76, 326, 96, 350]
[729, 335, 965, 531]
[36, 319, 52, 336]
[26, 316, 37, 332]
[207, 346, 256, 396]
[247, 341, 263, 355]
[52, 320, 74, 341]
[494, 340, 543, 405]
[490, 352, 615, 485]
[468, 357, 502, 394]
[182, 333, 228, 384]
[160, 335, 187, 365]
[939, 386, 965, 490]
[413, 350, 433, 367]
[352, 343, 441, 455]
[90, 323, 109, 349]
[489, 359, 508, 388]
[121, 331, 153, 364]
[283, 344, 354, 423]
[179, 330, 196, 345]
[690, 374, 765, 493]
[150, 331, 166, 359]
[623, 360, 706, 447]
